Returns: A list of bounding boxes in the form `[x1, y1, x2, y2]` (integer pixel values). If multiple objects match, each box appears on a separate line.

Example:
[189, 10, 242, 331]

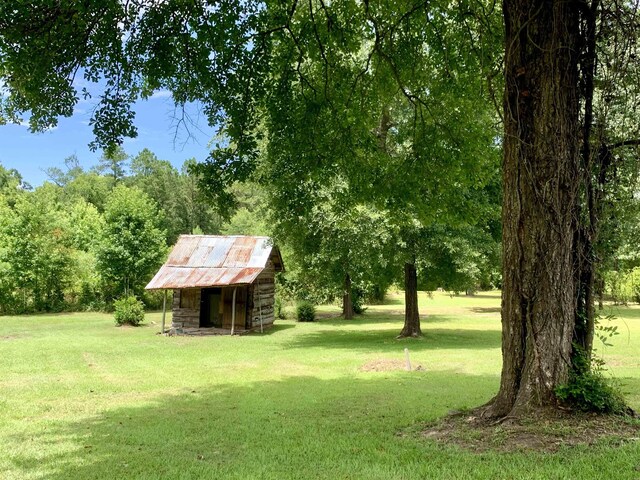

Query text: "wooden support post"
[161, 290, 167, 334]
[257, 278, 264, 333]
[230, 286, 237, 335]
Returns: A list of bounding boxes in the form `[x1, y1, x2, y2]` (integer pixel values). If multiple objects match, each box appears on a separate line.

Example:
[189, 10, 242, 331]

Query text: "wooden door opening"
[200, 288, 222, 328]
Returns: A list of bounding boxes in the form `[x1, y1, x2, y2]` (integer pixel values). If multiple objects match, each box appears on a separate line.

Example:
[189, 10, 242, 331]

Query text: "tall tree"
[96, 186, 166, 297]
[96, 146, 129, 183]
[129, 148, 183, 243]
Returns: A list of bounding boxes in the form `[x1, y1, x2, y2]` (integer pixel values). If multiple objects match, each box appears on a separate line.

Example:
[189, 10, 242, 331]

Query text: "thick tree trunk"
[342, 273, 354, 319]
[398, 261, 422, 338]
[485, 0, 582, 417]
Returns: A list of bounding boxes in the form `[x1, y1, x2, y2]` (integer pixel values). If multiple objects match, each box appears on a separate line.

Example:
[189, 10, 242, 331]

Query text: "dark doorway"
[200, 288, 222, 328]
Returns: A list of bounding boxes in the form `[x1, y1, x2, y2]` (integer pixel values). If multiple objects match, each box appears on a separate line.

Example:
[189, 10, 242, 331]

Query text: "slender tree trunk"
[573, 0, 600, 364]
[398, 261, 421, 338]
[342, 273, 354, 319]
[485, 0, 581, 417]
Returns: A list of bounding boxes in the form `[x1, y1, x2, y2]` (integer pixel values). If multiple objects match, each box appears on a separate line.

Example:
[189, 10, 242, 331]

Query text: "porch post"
[161, 290, 167, 334]
[230, 286, 237, 335]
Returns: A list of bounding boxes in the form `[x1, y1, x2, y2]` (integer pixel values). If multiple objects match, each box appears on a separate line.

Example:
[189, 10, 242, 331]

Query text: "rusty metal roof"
[145, 235, 284, 290]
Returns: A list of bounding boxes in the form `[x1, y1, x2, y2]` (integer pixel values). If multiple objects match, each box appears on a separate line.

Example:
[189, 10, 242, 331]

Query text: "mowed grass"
[1, 291, 639, 479]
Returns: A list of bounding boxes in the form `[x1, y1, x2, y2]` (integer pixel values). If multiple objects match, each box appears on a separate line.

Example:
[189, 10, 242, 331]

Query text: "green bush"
[555, 348, 627, 414]
[297, 301, 316, 322]
[274, 295, 287, 319]
[113, 296, 145, 326]
[352, 285, 368, 315]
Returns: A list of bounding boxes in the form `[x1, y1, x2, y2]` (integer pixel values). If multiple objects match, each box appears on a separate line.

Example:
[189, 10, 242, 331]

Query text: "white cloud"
[149, 89, 172, 100]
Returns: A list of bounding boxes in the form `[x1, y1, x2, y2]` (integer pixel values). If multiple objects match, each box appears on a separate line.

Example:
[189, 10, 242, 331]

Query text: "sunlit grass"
[0, 291, 638, 479]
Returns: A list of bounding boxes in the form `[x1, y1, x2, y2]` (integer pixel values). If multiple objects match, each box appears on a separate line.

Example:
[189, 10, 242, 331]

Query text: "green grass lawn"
[1, 291, 639, 479]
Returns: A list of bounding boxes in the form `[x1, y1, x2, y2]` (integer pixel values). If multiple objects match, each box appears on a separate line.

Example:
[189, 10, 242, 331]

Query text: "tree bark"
[398, 261, 422, 338]
[485, 0, 581, 417]
[342, 273, 354, 319]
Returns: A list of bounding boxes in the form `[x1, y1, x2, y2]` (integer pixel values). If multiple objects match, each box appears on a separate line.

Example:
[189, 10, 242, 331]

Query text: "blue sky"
[0, 91, 214, 186]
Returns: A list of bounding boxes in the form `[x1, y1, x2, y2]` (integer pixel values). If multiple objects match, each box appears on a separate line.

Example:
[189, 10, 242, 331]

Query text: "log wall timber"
[172, 289, 201, 329]
[249, 259, 276, 329]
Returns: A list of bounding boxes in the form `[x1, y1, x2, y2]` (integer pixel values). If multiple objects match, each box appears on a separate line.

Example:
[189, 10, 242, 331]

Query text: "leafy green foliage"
[274, 294, 287, 320]
[0, 152, 230, 313]
[595, 312, 620, 347]
[96, 185, 166, 298]
[555, 348, 627, 414]
[352, 285, 368, 315]
[97, 146, 129, 182]
[113, 296, 145, 326]
[296, 301, 316, 322]
[605, 267, 640, 305]
[0, 186, 73, 312]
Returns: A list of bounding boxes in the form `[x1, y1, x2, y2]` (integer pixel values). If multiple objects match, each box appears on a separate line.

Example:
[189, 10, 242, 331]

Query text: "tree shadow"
[248, 323, 296, 336]
[602, 305, 640, 320]
[288, 327, 501, 352]
[4, 373, 501, 480]
[470, 307, 502, 314]
[457, 293, 501, 300]
[316, 311, 453, 327]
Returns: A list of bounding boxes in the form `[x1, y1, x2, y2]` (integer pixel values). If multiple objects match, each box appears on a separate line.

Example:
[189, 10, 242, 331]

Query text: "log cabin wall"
[249, 259, 276, 329]
[172, 288, 201, 329]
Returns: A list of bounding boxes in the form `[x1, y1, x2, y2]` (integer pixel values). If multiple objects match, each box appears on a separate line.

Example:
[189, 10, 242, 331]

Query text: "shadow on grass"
[248, 323, 296, 336]
[379, 296, 404, 306]
[455, 294, 501, 300]
[470, 307, 502, 314]
[602, 305, 640, 320]
[289, 327, 501, 352]
[6, 373, 499, 480]
[317, 311, 453, 327]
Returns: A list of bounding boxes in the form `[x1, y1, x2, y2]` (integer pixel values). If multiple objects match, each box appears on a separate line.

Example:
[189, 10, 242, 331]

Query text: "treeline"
[0, 148, 225, 314]
[0, 144, 506, 316]
[3, 143, 637, 318]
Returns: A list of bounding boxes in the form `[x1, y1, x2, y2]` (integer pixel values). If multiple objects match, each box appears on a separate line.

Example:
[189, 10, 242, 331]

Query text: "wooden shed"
[145, 235, 284, 334]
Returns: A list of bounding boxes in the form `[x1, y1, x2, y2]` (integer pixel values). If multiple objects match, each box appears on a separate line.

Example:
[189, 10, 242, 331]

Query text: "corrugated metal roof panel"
[145, 235, 281, 290]
[145, 266, 264, 289]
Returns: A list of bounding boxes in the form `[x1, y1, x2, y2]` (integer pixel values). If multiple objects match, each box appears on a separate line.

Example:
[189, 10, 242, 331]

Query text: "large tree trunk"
[398, 261, 422, 338]
[485, 0, 582, 417]
[342, 273, 354, 319]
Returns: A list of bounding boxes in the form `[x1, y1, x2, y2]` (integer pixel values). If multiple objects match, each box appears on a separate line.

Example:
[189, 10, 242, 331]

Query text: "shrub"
[352, 285, 368, 315]
[297, 301, 316, 322]
[555, 348, 627, 414]
[274, 294, 287, 319]
[114, 296, 145, 326]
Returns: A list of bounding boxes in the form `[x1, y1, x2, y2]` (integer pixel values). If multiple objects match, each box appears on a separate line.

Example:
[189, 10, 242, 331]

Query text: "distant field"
[1, 291, 639, 479]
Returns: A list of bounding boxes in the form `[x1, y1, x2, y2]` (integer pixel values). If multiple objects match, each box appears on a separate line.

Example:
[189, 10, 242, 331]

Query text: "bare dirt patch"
[360, 358, 423, 372]
[419, 410, 640, 453]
